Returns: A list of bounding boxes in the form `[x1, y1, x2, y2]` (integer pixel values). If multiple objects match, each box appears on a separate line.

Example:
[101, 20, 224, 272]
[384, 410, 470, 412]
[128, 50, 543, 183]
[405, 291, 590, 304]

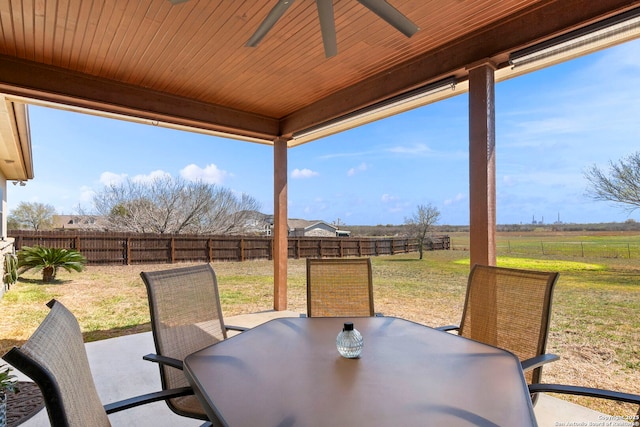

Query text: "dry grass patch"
[0, 251, 638, 416]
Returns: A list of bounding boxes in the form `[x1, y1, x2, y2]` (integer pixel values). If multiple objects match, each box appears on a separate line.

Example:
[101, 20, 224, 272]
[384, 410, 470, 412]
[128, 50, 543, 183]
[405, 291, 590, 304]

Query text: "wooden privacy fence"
[9, 231, 449, 265]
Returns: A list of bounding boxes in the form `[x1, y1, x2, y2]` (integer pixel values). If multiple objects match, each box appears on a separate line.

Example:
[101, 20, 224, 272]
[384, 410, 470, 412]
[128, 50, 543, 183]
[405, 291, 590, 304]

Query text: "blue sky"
[7, 38, 640, 226]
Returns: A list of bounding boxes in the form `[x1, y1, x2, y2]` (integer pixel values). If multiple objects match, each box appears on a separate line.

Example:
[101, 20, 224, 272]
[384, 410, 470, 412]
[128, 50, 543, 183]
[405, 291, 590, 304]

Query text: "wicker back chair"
[140, 264, 244, 424]
[440, 264, 559, 386]
[306, 258, 375, 317]
[2, 300, 194, 427]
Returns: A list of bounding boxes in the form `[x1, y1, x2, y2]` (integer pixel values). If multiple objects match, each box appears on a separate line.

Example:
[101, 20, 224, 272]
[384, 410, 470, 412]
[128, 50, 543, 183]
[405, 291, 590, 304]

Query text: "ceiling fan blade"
[316, 0, 337, 58]
[357, 0, 419, 38]
[246, 0, 296, 47]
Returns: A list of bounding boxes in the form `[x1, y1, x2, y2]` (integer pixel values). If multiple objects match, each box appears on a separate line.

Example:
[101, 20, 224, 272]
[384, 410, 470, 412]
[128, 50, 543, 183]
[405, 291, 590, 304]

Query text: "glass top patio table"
[184, 316, 537, 427]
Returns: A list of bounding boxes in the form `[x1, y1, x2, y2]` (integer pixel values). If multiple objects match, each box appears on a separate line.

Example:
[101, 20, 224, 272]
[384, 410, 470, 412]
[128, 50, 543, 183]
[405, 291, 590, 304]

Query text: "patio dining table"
[184, 316, 537, 427]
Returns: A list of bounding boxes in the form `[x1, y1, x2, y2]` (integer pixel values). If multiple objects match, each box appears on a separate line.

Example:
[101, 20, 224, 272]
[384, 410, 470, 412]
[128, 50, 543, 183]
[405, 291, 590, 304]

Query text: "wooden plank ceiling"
[0, 0, 639, 146]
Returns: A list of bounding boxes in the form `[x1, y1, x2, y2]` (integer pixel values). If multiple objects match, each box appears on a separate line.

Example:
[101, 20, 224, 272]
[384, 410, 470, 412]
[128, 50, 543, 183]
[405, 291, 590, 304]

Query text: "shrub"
[3, 253, 18, 288]
[17, 246, 87, 283]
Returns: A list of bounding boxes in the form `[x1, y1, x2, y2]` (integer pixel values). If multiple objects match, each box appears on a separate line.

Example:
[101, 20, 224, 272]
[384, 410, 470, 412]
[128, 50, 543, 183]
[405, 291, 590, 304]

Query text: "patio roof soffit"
[0, 96, 33, 181]
[285, 0, 640, 145]
[0, 0, 638, 149]
[0, 57, 281, 145]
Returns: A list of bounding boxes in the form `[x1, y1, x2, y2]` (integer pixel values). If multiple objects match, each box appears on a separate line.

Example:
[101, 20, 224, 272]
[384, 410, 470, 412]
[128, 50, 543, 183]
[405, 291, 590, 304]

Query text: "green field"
[448, 230, 640, 258]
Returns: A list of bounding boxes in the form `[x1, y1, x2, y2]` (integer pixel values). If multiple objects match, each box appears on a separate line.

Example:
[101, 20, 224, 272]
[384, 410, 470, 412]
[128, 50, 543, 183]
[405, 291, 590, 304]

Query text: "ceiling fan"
[246, 0, 419, 58]
[168, 0, 419, 58]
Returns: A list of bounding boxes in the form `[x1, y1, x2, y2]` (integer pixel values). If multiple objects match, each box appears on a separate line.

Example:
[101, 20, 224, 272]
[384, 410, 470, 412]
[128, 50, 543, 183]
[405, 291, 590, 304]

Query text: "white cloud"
[79, 185, 95, 202]
[132, 170, 172, 184]
[180, 164, 228, 184]
[514, 117, 581, 139]
[347, 162, 368, 176]
[524, 170, 584, 188]
[381, 194, 398, 203]
[99, 172, 127, 186]
[387, 205, 405, 213]
[291, 168, 319, 179]
[444, 193, 465, 206]
[502, 39, 640, 155]
[502, 175, 516, 186]
[318, 149, 380, 160]
[387, 143, 433, 155]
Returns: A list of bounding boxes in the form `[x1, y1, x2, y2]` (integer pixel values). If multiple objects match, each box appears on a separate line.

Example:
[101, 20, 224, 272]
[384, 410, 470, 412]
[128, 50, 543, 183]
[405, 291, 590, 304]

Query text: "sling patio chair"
[528, 383, 640, 421]
[306, 257, 379, 317]
[2, 299, 196, 427]
[437, 264, 560, 391]
[140, 263, 246, 425]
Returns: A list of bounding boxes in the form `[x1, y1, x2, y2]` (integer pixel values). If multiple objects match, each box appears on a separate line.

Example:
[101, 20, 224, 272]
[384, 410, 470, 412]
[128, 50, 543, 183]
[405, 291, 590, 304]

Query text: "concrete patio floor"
[9, 310, 609, 427]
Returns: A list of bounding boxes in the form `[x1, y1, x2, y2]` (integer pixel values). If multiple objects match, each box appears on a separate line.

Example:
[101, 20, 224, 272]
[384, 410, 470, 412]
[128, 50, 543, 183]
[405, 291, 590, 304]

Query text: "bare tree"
[584, 151, 640, 213]
[93, 176, 261, 234]
[8, 202, 56, 230]
[405, 203, 441, 259]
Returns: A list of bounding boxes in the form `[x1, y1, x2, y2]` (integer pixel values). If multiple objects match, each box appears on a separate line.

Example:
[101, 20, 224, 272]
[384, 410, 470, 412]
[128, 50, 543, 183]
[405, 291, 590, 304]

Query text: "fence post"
[240, 238, 245, 262]
[541, 242, 544, 255]
[126, 237, 131, 265]
[628, 243, 631, 259]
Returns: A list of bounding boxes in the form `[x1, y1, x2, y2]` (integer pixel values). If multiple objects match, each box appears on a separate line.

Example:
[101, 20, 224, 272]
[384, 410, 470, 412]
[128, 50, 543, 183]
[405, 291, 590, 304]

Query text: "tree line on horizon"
[8, 176, 261, 235]
[7, 150, 640, 237]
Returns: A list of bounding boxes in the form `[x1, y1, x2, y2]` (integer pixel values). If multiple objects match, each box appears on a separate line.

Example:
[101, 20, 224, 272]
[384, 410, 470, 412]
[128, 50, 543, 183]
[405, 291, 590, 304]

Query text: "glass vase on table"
[336, 322, 363, 358]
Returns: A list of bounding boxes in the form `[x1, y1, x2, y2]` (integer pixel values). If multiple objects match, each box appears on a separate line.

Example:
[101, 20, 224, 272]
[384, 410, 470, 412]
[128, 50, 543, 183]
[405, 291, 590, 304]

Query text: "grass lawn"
[1, 248, 638, 415]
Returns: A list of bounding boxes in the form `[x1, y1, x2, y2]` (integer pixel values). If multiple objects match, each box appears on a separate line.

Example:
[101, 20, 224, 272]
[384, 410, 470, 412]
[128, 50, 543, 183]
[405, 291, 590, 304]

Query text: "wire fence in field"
[497, 241, 640, 259]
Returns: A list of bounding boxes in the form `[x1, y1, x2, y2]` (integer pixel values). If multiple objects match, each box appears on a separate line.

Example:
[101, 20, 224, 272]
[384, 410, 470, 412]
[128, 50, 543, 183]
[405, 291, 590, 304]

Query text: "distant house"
[242, 211, 274, 235]
[265, 217, 351, 237]
[52, 215, 108, 231]
[288, 219, 336, 237]
[50, 213, 352, 237]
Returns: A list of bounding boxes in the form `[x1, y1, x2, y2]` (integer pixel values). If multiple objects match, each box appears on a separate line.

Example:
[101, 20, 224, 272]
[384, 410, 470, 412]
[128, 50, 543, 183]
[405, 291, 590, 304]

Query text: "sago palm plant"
[0, 364, 19, 395]
[17, 246, 87, 283]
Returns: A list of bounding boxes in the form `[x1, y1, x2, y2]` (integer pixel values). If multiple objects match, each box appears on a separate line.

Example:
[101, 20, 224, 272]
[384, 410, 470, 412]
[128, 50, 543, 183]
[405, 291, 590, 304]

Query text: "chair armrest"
[528, 384, 640, 405]
[435, 325, 460, 332]
[225, 324, 248, 332]
[521, 353, 559, 371]
[143, 353, 184, 370]
[104, 386, 194, 414]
